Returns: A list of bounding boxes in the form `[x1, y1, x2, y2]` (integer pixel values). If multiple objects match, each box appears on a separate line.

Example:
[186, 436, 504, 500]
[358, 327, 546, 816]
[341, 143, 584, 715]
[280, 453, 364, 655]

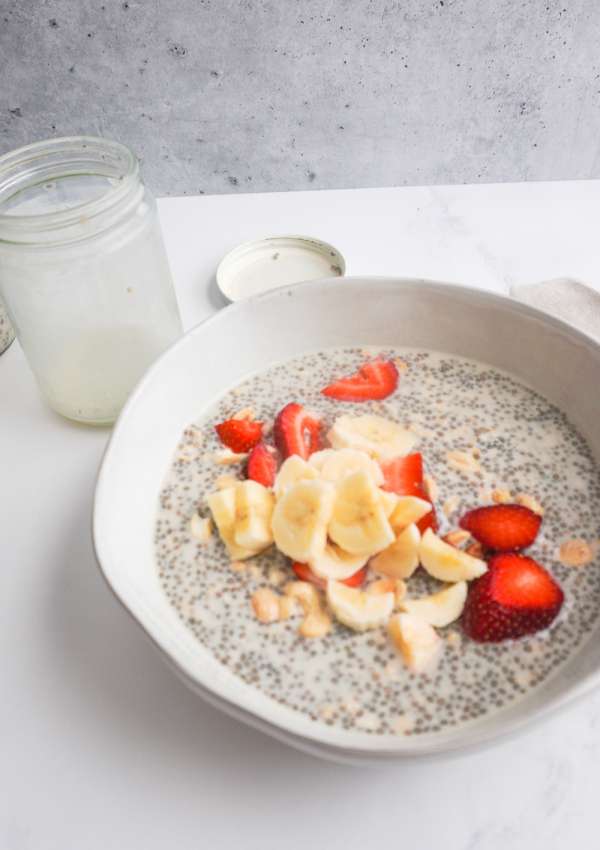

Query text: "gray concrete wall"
[1, 0, 599, 196]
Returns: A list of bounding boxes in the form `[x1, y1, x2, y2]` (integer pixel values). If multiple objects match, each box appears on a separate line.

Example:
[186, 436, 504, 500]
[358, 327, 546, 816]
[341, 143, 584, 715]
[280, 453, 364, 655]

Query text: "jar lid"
[216, 235, 346, 302]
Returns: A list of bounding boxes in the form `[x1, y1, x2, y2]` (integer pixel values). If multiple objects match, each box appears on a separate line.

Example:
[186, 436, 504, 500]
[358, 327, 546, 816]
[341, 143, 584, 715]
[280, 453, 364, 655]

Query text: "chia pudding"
[155, 347, 600, 737]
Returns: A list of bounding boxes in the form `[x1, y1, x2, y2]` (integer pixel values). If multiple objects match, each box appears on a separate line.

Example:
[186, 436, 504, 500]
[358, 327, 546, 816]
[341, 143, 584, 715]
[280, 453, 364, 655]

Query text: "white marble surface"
[2, 181, 600, 849]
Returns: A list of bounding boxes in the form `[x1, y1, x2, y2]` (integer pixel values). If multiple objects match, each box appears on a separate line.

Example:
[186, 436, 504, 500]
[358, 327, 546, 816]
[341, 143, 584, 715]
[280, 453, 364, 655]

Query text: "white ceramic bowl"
[94, 277, 600, 762]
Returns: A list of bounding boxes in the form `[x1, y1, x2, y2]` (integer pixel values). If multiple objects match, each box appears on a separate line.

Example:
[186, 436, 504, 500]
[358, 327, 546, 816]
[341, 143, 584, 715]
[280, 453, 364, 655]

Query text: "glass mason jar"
[0, 296, 15, 355]
[0, 136, 182, 424]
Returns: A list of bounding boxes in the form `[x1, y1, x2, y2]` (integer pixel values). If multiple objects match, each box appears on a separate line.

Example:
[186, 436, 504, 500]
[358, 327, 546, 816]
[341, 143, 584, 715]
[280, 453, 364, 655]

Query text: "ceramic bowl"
[93, 277, 600, 762]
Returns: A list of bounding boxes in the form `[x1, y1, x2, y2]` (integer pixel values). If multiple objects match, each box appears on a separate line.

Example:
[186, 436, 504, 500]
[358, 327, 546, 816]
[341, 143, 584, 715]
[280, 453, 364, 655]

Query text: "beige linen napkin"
[510, 278, 600, 342]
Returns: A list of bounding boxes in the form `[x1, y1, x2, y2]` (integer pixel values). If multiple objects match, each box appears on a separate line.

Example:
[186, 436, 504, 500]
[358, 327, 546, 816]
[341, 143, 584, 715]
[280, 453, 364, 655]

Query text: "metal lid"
[216, 235, 346, 302]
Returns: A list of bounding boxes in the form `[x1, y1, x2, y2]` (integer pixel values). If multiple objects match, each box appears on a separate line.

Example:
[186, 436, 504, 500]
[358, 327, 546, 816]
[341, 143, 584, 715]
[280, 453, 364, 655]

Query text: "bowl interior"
[94, 277, 600, 757]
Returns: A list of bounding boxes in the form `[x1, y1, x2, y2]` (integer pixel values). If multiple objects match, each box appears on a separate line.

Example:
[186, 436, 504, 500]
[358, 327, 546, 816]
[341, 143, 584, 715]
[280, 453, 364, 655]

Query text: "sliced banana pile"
[205, 414, 488, 674]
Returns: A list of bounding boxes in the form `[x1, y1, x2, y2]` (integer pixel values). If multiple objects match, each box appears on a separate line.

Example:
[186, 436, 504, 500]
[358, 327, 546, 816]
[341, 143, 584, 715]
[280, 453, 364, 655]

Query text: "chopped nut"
[559, 539, 594, 567]
[284, 581, 321, 613]
[278, 595, 300, 620]
[284, 581, 330, 636]
[232, 406, 255, 421]
[299, 609, 332, 638]
[465, 541, 485, 559]
[394, 357, 409, 373]
[342, 697, 361, 716]
[443, 529, 471, 548]
[394, 579, 407, 604]
[389, 613, 444, 673]
[251, 587, 281, 623]
[514, 669, 533, 688]
[267, 566, 286, 587]
[446, 630, 462, 649]
[442, 495, 461, 517]
[190, 514, 212, 543]
[230, 560, 247, 573]
[491, 488, 513, 504]
[471, 445, 481, 459]
[447, 450, 481, 474]
[391, 714, 414, 735]
[319, 703, 336, 721]
[515, 492, 544, 515]
[423, 475, 439, 501]
[213, 449, 248, 466]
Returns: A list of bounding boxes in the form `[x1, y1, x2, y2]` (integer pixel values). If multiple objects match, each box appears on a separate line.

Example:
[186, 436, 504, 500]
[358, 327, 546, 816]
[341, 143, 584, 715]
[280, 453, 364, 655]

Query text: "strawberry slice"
[215, 417, 263, 453]
[381, 453, 424, 496]
[292, 562, 367, 589]
[246, 443, 278, 488]
[380, 453, 438, 533]
[459, 504, 542, 552]
[462, 552, 564, 642]
[273, 403, 321, 460]
[321, 358, 399, 402]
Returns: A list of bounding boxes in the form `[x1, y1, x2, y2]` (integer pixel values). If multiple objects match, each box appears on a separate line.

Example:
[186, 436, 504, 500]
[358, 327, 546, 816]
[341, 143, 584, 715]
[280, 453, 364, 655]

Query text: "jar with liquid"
[0, 136, 182, 424]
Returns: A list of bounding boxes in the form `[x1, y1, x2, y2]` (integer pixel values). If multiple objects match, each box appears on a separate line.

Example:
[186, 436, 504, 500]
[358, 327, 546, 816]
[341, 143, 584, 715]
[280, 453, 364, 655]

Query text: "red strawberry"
[247, 443, 278, 488]
[291, 562, 367, 589]
[215, 418, 263, 453]
[273, 403, 321, 460]
[380, 453, 438, 533]
[459, 504, 542, 551]
[321, 358, 399, 402]
[381, 453, 424, 496]
[462, 553, 564, 642]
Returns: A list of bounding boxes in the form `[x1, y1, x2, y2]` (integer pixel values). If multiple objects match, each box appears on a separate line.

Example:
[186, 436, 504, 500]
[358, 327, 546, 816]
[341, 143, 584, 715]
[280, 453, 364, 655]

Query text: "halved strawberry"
[459, 504, 542, 552]
[292, 562, 367, 589]
[321, 358, 399, 402]
[215, 417, 263, 453]
[380, 453, 438, 533]
[462, 552, 564, 642]
[273, 403, 321, 460]
[246, 443, 278, 488]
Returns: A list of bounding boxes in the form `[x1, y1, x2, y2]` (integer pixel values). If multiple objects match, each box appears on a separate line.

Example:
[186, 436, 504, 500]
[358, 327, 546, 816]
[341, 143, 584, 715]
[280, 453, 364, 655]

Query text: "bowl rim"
[93, 275, 600, 758]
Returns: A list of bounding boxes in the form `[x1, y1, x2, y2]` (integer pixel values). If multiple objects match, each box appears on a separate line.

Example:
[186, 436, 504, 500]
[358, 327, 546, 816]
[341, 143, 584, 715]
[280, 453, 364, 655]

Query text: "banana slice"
[370, 523, 421, 579]
[207, 487, 258, 560]
[389, 496, 432, 532]
[419, 528, 487, 582]
[400, 581, 467, 627]
[271, 479, 336, 562]
[308, 449, 337, 472]
[327, 414, 418, 461]
[329, 470, 395, 556]
[309, 543, 368, 581]
[388, 613, 443, 673]
[327, 580, 394, 632]
[273, 455, 318, 497]
[318, 448, 384, 486]
[233, 480, 275, 552]
[379, 489, 400, 518]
